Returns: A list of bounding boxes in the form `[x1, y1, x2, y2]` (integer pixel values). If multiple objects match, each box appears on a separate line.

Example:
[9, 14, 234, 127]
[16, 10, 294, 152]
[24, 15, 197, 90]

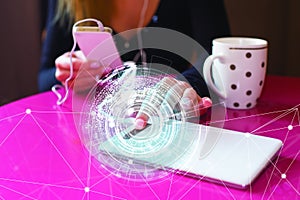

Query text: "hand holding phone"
[53, 19, 124, 105]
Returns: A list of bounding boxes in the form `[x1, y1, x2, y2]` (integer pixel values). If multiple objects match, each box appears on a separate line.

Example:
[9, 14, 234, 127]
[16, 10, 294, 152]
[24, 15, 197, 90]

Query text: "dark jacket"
[38, 0, 230, 97]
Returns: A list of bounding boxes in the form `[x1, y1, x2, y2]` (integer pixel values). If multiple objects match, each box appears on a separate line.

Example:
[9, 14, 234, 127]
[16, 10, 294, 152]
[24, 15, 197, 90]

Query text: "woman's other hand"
[135, 77, 212, 130]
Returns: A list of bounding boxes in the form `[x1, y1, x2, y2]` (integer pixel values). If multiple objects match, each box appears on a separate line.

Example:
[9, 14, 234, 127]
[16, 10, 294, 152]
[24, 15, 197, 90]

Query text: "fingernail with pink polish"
[135, 118, 147, 130]
[202, 97, 212, 107]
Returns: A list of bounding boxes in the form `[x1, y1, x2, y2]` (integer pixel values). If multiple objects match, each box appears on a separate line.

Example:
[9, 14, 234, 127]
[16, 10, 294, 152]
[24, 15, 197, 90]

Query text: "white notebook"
[98, 120, 282, 189]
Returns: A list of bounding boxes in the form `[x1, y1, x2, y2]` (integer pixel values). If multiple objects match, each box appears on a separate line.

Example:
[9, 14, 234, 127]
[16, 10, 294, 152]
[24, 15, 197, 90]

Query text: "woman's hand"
[55, 50, 106, 93]
[135, 77, 212, 130]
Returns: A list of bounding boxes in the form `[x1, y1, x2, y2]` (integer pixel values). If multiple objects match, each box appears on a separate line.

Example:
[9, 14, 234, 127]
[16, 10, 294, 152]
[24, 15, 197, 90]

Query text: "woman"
[38, 0, 230, 120]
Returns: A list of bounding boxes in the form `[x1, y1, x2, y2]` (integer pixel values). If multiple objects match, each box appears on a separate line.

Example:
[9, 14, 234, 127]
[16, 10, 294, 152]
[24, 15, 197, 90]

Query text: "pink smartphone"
[74, 26, 123, 70]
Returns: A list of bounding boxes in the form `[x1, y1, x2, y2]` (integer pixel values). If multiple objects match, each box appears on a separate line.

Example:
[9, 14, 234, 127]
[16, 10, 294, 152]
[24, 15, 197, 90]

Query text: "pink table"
[0, 75, 299, 199]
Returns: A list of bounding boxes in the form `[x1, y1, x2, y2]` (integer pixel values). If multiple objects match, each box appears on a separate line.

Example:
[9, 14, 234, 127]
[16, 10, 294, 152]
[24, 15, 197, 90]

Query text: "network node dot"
[288, 125, 293, 131]
[281, 174, 287, 179]
[25, 109, 31, 114]
[84, 187, 90, 193]
[245, 133, 251, 138]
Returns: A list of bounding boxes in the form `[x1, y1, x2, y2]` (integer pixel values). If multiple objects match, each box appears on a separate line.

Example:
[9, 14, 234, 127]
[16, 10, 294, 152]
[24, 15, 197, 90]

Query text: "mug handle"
[203, 55, 227, 99]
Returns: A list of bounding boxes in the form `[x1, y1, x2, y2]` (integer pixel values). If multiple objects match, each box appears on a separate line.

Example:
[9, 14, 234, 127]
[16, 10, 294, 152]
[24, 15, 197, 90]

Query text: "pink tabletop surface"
[0, 75, 299, 200]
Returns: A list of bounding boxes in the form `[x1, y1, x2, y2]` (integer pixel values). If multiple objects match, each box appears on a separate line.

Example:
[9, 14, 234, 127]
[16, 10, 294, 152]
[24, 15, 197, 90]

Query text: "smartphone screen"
[74, 26, 123, 70]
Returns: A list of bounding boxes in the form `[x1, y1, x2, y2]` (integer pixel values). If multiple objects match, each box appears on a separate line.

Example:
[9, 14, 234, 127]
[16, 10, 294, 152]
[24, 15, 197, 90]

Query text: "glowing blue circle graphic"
[77, 64, 201, 182]
[72, 27, 226, 183]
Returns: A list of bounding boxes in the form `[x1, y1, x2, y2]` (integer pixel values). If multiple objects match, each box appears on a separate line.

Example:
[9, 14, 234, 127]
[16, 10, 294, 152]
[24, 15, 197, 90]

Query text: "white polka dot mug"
[203, 37, 268, 109]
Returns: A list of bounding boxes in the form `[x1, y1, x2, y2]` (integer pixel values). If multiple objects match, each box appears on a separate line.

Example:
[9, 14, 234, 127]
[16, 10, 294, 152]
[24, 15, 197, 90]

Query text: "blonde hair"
[55, 0, 112, 26]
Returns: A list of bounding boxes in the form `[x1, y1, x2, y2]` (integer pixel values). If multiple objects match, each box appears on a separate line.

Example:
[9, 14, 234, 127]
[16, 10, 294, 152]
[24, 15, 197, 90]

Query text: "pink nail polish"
[202, 97, 212, 107]
[135, 118, 147, 130]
